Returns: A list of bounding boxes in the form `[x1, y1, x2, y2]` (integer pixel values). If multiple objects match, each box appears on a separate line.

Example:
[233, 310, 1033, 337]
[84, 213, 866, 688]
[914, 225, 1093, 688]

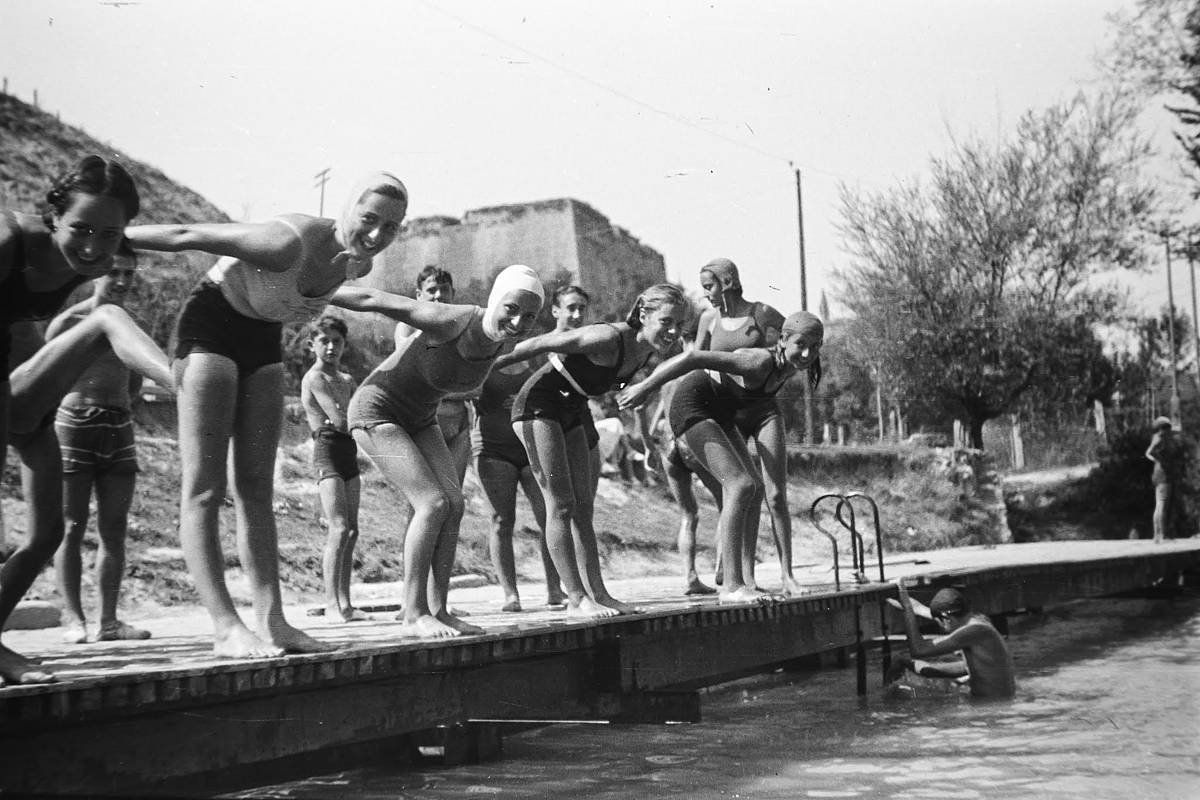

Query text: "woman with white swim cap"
[335, 264, 544, 639]
[125, 172, 408, 659]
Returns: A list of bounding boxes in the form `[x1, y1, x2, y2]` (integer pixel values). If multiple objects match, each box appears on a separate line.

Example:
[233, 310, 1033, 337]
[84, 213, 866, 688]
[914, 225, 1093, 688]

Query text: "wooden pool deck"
[3, 539, 1198, 796]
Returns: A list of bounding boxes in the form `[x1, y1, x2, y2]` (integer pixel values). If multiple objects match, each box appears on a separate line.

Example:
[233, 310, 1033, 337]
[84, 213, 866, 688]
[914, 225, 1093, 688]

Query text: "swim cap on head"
[929, 588, 969, 618]
[488, 264, 544, 307]
[701, 258, 741, 290]
[338, 171, 408, 277]
[483, 264, 545, 341]
[781, 311, 824, 344]
[1154, 416, 1173, 430]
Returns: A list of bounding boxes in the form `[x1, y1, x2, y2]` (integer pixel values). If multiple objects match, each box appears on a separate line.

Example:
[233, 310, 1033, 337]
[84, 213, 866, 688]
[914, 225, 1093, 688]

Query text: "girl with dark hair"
[695, 258, 803, 595]
[0, 155, 171, 684]
[124, 172, 408, 659]
[617, 311, 823, 604]
[495, 283, 687, 618]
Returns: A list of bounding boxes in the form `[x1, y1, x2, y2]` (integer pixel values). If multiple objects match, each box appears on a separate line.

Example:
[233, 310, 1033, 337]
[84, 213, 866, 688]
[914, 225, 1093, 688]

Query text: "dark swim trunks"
[667, 371, 738, 438]
[312, 426, 360, 482]
[173, 280, 282, 377]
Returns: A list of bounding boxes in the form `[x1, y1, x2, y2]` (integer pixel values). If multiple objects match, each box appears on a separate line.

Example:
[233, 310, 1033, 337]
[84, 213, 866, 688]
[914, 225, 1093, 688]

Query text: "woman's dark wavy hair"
[43, 155, 140, 230]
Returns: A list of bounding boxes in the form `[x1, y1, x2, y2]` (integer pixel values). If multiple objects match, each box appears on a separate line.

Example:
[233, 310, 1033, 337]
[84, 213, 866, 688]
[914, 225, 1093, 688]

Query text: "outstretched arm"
[125, 219, 302, 272]
[616, 348, 769, 410]
[331, 286, 471, 341]
[492, 324, 617, 369]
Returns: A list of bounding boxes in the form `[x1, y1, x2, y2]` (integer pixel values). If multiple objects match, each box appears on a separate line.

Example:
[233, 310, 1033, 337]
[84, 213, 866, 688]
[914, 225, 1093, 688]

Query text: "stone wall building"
[354, 198, 666, 339]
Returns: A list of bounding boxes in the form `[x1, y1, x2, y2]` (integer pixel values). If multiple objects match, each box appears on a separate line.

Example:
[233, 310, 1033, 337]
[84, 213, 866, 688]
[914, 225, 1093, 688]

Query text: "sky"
[0, 0, 1182, 315]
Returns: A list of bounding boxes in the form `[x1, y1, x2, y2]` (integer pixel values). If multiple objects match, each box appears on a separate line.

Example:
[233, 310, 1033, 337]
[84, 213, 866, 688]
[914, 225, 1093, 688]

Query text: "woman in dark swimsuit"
[695, 258, 802, 595]
[495, 284, 687, 618]
[618, 311, 823, 604]
[0, 155, 171, 684]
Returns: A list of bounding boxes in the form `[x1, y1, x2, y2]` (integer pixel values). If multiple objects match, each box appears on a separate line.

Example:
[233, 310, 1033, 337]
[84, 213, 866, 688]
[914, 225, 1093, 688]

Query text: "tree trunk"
[968, 417, 985, 450]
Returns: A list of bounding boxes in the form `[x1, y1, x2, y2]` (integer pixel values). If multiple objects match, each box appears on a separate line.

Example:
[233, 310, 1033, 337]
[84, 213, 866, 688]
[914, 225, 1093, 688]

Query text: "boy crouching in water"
[888, 582, 1016, 700]
[300, 316, 367, 622]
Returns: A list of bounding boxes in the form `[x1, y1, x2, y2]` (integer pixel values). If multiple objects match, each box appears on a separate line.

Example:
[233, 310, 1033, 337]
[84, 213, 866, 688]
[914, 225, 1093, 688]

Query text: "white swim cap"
[483, 264, 545, 341]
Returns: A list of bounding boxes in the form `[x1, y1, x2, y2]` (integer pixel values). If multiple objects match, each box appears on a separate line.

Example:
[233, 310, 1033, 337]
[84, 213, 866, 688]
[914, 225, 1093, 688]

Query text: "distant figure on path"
[300, 315, 366, 623]
[887, 583, 1016, 700]
[1145, 416, 1188, 542]
[125, 171, 408, 658]
[48, 255, 152, 644]
[1, 155, 172, 684]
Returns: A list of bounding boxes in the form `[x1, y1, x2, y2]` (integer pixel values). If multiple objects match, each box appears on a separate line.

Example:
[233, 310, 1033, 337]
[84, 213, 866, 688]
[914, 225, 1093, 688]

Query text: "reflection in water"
[232, 597, 1200, 800]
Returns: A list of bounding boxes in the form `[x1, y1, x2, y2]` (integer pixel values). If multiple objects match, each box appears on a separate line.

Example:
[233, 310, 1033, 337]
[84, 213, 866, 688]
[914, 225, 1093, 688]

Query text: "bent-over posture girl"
[336, 265, 544, 638]
[495, 283, 688, 618]
[125, 172, 408, 658]
[618, 311, 823, 603]
[1, 156, 171, 683]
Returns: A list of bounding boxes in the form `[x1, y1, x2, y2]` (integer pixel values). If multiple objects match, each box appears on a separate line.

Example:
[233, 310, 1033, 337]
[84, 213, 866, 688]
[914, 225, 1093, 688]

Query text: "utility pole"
[794, 165, 814, 444]
[1189, 239, 1200, 403]
[1165, 232, 1182, 427]
[313, 167, 331, 217]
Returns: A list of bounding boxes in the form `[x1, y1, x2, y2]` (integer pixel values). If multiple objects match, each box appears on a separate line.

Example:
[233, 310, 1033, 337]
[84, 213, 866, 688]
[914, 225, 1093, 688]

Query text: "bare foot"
[263, 621, 337, 653]
[779, 575, 804, 597]
[501, 598, 523, 613]
[596, 595, 641, 615]
[98, 620, 151, 641]
[567, 597, 620, 619]
[344, 608, 372, 622]
[398, 614, 461, 639]
[213, 625, 285, 659]
[718, 587, 764, 605]
[0, 644, 56, 684]
[684, 577, 718, 596]
[437, 610, 485, 635]
[547, 586, 567, 607]
[61, 621, 89, 645]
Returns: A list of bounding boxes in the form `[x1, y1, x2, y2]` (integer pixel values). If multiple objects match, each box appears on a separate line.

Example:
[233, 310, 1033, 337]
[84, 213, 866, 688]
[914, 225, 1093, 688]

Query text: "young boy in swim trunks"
[888, 582, 1016, 699]
[300, 316, 366, 623]
[47, 256, 152, 644]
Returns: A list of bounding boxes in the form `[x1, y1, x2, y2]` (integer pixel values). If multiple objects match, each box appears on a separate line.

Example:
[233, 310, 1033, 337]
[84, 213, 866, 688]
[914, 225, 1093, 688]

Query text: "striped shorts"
[54, 405, 139, 475]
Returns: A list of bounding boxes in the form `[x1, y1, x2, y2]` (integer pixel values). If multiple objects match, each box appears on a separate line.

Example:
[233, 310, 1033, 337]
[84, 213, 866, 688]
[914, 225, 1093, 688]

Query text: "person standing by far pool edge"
[1145, 415, 1189, 542]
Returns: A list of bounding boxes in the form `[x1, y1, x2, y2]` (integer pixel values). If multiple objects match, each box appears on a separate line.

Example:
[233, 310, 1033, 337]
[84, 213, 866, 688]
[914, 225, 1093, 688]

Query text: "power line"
[416, 1, 843, 178]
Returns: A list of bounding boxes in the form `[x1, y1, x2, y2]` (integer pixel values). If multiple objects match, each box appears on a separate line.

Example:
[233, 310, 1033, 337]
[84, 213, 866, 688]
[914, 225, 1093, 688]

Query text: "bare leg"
[477, 455, 523, 611]
[56, 471, 94, 642]
[93, 470, 148, 639]
[664, 454, 715, 597]
[341, 476, 363, 615]
[0, 426, 63, 682]
[753, 416, 800, 594]
[318, 476, 350, 619]
[9, 306, 170, 433]
[356, 424, 480, 638]
[683, 421, 763, 604]
[175, 353, 281, 658]
[518, 420, 618, 618]
[517, 465, 562, 605]
[229, 365, 330, 653]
